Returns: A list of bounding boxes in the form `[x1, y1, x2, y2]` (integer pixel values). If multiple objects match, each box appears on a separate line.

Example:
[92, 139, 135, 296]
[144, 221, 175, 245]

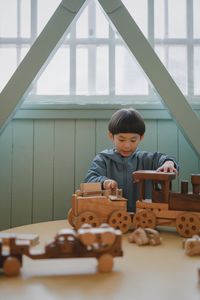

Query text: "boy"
[84, 108, 178, 212]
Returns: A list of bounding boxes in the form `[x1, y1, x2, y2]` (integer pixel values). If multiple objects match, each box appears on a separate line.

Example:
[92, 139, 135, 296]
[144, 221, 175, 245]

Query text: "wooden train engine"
[132, 171, 200, 237]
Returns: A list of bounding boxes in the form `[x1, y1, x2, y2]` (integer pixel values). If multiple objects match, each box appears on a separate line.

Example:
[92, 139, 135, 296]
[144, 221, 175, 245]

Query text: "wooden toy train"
[68, 171, 200, 237]
[0, 225, 122, 276]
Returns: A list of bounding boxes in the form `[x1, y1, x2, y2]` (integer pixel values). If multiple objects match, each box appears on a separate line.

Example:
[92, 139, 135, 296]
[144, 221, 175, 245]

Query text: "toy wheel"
[133, 210, 156, 229]
[67, 208, 75, 227]
[108, 210, 131, 233]
[176, 213, 200, 238]
[3, 256, 21, 276]
[75, 211, 100, 229]
[98, 254, 114, 272]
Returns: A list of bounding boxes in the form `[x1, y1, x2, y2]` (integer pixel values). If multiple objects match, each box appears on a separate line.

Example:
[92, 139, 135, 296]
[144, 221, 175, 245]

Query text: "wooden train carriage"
[67, 182, 132, 233]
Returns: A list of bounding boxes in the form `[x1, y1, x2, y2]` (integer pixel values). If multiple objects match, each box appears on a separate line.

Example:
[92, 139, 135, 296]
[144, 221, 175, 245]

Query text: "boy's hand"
[156, 161, 178, 173]
[103, 179, 118, 190]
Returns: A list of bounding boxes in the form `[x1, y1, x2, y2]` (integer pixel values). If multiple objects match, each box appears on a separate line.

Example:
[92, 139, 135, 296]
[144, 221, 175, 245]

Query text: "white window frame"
[0, 0, 200, 108]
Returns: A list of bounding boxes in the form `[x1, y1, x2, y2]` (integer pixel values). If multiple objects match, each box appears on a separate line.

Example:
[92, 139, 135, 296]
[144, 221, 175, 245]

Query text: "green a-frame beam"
[0, 0, 200, 156]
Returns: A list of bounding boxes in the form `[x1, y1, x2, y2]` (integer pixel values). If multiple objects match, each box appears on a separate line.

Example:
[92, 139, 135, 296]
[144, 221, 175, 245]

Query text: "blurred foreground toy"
[0, 224, 122, 276]
[128, 227, 161, 246]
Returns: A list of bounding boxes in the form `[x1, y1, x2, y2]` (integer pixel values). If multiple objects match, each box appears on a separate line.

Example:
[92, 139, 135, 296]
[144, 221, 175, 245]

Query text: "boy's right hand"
[103, 179, 118, 190]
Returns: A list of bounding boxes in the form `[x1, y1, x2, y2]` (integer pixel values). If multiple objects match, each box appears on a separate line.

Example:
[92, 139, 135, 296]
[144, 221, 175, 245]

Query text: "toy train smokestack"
[191, 174, 200, 194]
[180, 175, 200, 195]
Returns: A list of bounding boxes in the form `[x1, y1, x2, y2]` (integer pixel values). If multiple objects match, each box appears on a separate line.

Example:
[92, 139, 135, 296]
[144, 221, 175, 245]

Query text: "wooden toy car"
[0, 224, 122, 276]
[67, 182, 132, 233]
[132, 171, 200, 238]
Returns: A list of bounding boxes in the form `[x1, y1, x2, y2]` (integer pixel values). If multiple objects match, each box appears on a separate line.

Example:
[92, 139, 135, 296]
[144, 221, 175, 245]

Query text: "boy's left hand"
[156, 161, 178, 173]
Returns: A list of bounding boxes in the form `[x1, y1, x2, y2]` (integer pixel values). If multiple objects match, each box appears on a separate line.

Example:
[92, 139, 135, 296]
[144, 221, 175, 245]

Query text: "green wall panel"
[11, 120, 33, 227]
[0, 124, 12, 229]
[32, 120, 54, 223]
[75, 120, 96, 189]
[96, 120, 113, 153]
[140, 120, 157, 152]
[178, 130, 200, 191]
[54, 120, 75, 218]
[157, 120, 179, 190]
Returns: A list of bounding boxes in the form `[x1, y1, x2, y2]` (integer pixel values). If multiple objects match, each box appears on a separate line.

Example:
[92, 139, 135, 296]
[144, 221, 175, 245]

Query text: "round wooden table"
[0, 220, 199, 300]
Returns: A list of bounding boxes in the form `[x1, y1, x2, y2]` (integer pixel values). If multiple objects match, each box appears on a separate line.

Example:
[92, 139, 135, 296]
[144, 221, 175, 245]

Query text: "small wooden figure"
[0, 224, 123, 276]
[183, 235, 200, 256]
[128, 227, 161, 246]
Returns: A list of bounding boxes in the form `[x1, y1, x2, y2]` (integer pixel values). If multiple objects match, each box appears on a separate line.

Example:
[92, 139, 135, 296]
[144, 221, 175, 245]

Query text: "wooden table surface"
[0, 220, 200, 300]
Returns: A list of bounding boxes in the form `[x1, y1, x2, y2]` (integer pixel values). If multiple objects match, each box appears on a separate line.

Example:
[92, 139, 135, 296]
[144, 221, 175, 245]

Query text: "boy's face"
[108, 132, 144, 157]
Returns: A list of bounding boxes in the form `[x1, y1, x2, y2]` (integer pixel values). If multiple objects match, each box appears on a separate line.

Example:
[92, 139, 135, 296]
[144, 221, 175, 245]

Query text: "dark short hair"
[108, 108, 145, 136]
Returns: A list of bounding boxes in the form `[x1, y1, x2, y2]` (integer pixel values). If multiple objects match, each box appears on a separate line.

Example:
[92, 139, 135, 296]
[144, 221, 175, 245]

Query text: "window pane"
[0, 0, 17, 37]
[168, 0, 186, 38]
[20, 47, 30, 63]
[168, 46, 187, 94]
[76, 48, 88, 94]
[20, 0, 31, 37]
[96, 3, 109, 38]
[115, 46, 148, 95]
[36, 48, 69, 95]
[193, 0, 200, 38]
[0, 48, 17, 92]
[194, 47, 200, 95]
[155, 46, 166, 66]
[76, 6, 88, 38]
[96, 46, 108, 94]
[37, 0, 61, 35]
[122, 0, 147, 37]
[154, 0, 165, 39]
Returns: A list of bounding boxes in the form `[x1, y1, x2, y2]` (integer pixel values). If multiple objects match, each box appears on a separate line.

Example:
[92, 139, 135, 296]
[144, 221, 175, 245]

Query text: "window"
[0, 0, 199, 105]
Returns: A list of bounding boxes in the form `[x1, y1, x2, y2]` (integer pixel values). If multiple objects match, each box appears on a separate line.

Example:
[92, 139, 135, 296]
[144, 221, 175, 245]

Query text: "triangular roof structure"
[0, 0, 200, 155]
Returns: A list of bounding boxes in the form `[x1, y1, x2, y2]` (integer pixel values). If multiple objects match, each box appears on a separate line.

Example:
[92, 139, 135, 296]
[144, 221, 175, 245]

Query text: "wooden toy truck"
[67, 182, 132, 233]
[132, 171, 200, 237]
[0, 224, 122, 276]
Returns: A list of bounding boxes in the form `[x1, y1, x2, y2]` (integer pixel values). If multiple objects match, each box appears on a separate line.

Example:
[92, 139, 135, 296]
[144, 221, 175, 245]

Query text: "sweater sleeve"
[84, 154, 108, 184]
[138, 151, 179, 171]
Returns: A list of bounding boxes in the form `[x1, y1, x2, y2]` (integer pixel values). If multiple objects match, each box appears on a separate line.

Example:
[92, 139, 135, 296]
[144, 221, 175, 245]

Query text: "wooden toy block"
[128, 227, 161, 246]
[183, 235, 200, 256]
[0, 224, 123, 276]
[80, 182, 102, 196]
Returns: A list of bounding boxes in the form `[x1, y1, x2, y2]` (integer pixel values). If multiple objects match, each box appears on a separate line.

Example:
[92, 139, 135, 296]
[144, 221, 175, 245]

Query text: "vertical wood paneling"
[33, 120, 54, 223]
[178, 130, 200, 191]
[140, 120, 157, 152]
[0, 113, 200, 230]
[75, 120, 96, 189]
[54, 120, 75, 218]
[0, 124, 12, 230]
[11, 120, 33, 227]
[96, 120, 113, 153]
[157, 120, 179, 190]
